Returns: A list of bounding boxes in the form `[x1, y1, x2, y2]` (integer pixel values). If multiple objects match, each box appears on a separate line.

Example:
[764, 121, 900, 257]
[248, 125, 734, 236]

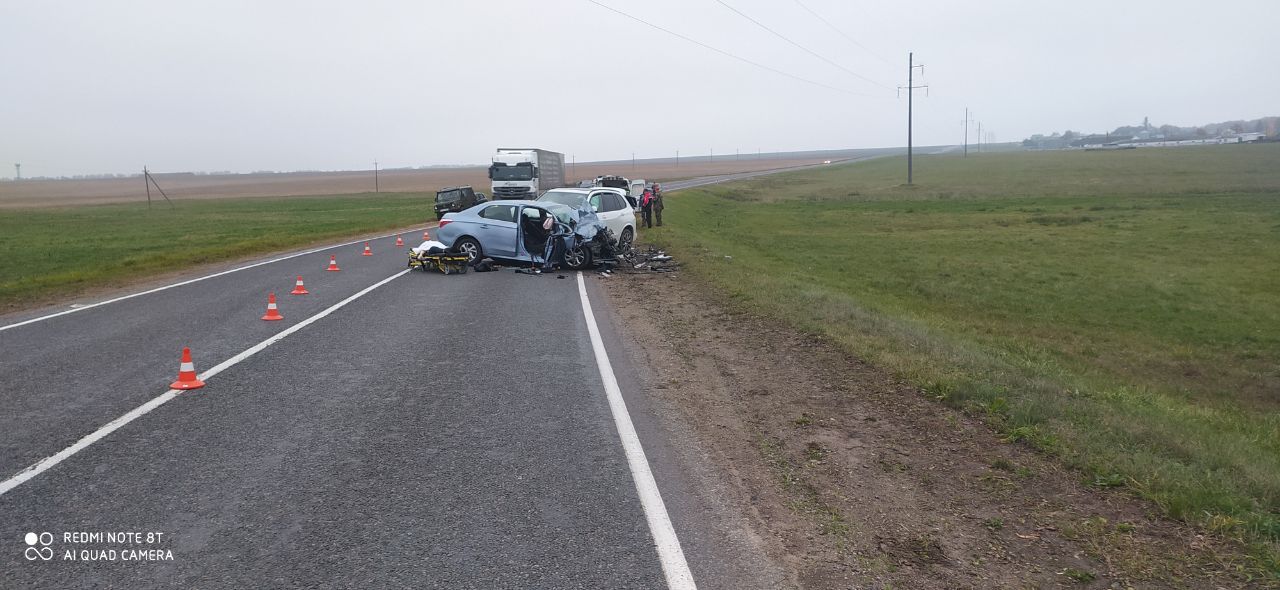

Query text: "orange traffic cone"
[362, 242, 373, 256]
[326, 255, 341, 272]
[395, 235, 404, 246]
[169, 347, 206, 390]
[290, 276, 309, 295]
[261, 292, 284, 321]
[423, 229, 431, 241]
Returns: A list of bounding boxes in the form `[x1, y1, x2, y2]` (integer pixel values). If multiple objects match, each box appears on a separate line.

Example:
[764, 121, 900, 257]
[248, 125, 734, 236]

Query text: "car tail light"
[438, 219, 452, 228]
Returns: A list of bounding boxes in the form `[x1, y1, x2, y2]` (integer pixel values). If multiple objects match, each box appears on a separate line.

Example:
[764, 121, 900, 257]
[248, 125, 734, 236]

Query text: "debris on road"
[615, 247, 680, 274]
[470, 257, 499, 272]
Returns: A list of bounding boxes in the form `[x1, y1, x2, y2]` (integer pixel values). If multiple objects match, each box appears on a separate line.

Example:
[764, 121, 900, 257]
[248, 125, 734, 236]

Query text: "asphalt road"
[0, 158, 915, 587]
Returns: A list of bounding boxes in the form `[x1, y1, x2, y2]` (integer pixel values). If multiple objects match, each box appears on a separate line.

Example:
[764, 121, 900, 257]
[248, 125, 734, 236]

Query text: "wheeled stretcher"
[407, 250, 470, 274]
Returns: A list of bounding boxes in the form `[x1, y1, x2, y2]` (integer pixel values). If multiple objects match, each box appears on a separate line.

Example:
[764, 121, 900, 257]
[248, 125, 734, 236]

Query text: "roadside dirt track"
[602, 263, 1262, 589]
[0, 158, 822, 208]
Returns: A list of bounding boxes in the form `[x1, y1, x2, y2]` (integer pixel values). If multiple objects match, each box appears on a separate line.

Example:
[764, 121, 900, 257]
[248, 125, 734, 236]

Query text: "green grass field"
[649, 144, 1280, 572]
[0, 192, 431, 309]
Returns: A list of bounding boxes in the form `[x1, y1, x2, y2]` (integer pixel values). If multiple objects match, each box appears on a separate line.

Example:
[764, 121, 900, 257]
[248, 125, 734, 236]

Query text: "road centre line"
[575, 272, 696, 590]
[0, 269, 412, 497]
[0, 225, 434, 333]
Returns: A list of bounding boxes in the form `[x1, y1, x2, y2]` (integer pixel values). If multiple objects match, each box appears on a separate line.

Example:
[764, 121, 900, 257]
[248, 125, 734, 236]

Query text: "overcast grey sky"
[2, 0, 1276, 178]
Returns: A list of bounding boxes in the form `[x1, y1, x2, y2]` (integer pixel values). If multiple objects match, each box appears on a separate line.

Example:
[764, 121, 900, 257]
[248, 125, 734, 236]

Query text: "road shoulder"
[597, 265, 1261, 589]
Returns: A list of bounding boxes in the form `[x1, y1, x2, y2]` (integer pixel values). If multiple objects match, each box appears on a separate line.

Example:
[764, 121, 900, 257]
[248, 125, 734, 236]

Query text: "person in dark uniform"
[652, 183, 664, 227]
[640, 187, 654, 229]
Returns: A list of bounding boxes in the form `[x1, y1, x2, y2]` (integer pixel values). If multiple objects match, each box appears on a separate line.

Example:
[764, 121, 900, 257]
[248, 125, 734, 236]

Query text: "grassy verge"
[0, 192, 431, 309]
[649, 144, 1280, 574]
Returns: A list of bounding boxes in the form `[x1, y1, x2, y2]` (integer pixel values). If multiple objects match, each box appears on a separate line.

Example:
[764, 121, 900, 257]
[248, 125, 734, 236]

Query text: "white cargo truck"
[489, 148, 566, 200]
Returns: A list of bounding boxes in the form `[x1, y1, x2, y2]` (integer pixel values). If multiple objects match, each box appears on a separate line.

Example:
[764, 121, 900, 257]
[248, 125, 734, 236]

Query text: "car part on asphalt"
[617, 247, 680, 273]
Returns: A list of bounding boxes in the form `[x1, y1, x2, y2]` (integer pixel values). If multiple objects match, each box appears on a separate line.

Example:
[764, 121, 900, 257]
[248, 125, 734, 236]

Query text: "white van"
[628, 179, 647, 211]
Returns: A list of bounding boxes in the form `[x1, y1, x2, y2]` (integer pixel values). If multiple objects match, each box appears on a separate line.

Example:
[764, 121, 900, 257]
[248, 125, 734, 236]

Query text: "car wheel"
[564, 244, 593, 270]
[453, 237, 482, 262]
[617, 227, 634, 253]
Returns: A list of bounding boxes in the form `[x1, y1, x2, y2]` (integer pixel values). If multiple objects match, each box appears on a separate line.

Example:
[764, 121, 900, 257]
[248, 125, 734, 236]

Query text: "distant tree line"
[1023, 116, 1278, 149]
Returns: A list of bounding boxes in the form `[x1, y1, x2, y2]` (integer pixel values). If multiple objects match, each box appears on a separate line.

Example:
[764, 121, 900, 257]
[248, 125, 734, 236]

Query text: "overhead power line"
[585, 0, 880, 98]
[793, 0, 894, 67]
[712, 0, 893, 91]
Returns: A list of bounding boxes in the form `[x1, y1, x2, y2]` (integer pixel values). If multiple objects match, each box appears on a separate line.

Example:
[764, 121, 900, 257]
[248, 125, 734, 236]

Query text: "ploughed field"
[0, 156, 837, 310]
[650, 143, 1280, 572]
[0, 157, 824, 208]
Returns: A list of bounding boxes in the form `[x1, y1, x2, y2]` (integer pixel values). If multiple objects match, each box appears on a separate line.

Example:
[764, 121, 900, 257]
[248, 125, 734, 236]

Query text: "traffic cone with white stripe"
[169, 347, 205, 390]
[395, 234, 404, 246]
[362, 242, 373, 256]
[261, 292, 284, 321]
[290, 275, 309, 295]
[326, 255, 340, 272]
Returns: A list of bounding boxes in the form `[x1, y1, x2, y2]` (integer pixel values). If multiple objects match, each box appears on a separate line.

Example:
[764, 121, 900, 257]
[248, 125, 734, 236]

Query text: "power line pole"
[143, 166, 174, 210]
[373, 161, 379, 193]
[675, 149, 679, 168]
[977, 122, 983, 153]
[963, 108, 971, 157]
[899, 52, 927, 184]
[13, 163, 19, 180]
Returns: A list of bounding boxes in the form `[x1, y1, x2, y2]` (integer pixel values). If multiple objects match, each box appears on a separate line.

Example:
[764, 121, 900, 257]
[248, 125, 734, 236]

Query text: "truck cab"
[490, 148, 565, 200]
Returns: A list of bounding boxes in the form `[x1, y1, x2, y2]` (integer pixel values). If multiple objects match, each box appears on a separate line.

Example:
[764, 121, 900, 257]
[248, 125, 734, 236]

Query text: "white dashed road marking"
[0, 269, 411, 497]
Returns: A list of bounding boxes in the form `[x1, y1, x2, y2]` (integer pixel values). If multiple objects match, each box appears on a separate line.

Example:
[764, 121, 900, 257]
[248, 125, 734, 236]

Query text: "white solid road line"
[0, 269, 411, 497]
[576, 272, 697, 590]
[0, 226, 433, 333]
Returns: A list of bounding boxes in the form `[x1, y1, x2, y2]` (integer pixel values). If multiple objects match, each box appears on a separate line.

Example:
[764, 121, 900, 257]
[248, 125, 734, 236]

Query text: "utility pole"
[571, 154, 575, 177]
[736, 148, 739, 161]
[963, 108, 971, 157]
[710, 147, 714, 163]
[13, 163, 19, 180]
[676, 149, 679, 168]
[977, 122, 983, 153]
[143, 166, 174, 210]
[373, 161, 379, 193]
[899, 52, 927, 185]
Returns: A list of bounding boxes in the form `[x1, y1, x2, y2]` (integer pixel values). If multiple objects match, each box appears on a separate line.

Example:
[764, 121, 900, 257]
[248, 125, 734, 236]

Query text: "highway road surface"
[0, 155, 907, 588]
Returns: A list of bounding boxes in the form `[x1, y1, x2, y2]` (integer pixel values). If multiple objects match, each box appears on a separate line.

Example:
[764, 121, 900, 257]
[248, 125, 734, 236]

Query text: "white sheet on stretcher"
[411, 241, 449, 254]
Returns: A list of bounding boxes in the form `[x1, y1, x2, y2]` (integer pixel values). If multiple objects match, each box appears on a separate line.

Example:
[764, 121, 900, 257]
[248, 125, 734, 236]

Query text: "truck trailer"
[489, 148, 566, 199]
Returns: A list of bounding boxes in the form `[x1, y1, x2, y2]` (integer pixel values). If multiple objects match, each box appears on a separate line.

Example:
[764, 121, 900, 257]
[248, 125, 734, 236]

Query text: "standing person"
[652, 183, 664, 227]
[640, 187, 654, 229]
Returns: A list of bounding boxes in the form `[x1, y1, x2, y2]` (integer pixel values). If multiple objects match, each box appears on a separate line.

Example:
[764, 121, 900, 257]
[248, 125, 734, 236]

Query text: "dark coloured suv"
[434, 186, 486, 220]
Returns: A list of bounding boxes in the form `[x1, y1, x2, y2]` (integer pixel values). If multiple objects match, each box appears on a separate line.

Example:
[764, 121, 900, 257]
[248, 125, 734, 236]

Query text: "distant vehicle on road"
[594, 174, 628, 190]
[489, 148, 566, 200]
[434, 185, 485, 220]
[537, 187, 636, 252]
[593, 175, 639, 210]
[436, 200, 616, 270]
